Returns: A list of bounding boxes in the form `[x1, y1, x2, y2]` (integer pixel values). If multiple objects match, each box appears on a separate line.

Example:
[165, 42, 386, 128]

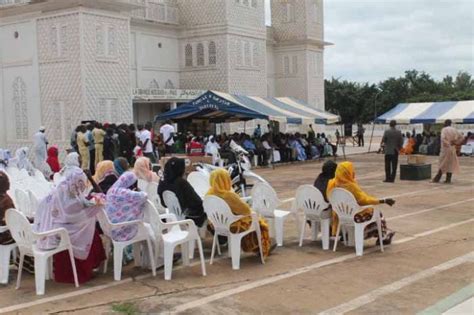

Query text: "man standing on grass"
[381, 120, 403, 183]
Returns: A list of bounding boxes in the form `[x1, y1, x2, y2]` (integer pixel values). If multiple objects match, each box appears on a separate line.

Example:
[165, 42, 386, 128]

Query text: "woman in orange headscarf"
[327, 161, 396, 244]
[206, 168, 273, 257]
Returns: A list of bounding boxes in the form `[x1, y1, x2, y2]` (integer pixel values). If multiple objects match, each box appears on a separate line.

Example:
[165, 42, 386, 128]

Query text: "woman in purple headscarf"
[105, 171, 148, 242]
[34, 167, 106, 284]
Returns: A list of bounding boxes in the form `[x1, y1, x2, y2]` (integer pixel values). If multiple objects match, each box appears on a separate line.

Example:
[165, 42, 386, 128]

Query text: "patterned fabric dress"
[34, 167, 105, 283]
[327, 161, 392, 240]
[206, 168, 271, 257]
[105, 172, 147, 242]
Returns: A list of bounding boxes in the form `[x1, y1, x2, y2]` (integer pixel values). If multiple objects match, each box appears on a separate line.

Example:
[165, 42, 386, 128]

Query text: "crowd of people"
[2, 118, 470, 290]
[181, 124, 338, 167]
[1, 155, 398, 287]
[385, 128, 473, 157]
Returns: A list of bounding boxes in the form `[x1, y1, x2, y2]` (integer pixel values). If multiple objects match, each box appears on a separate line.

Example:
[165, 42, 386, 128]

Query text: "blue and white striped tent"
[155, 90, 340, 124]
[376, 101, 474, 124]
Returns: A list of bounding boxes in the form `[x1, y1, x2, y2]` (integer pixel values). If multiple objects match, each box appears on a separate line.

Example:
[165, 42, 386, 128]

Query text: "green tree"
[324, 69, 474, 123]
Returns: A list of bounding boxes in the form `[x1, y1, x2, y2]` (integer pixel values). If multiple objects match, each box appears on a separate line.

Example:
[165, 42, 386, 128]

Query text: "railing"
[0, 0, 31, 6]
[130, 0, 179, 25]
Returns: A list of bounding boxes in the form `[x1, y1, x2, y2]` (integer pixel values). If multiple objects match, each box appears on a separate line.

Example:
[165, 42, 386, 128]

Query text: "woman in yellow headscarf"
[206, 168, 272, 257]
[327, 161, 396, 245]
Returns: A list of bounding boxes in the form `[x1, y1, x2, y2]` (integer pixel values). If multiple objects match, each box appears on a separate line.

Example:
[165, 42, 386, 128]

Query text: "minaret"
[270, 0, 329, 110]
[177, 0, 267, 96]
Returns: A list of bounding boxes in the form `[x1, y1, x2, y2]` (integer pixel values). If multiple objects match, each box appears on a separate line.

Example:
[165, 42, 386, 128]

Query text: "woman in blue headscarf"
[113, 157, 130, 176]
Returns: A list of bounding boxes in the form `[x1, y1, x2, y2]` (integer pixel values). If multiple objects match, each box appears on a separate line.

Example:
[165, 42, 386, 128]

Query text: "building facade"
[0, 0, 329, 149]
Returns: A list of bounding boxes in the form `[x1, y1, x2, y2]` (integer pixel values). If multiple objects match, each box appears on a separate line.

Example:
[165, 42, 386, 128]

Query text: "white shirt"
[262, 141, 272, 150]
[160, 124, 175, 145]
[139, 129, 153, 153]
[33, 132, 47, 151]
[205, 141, 220, 155]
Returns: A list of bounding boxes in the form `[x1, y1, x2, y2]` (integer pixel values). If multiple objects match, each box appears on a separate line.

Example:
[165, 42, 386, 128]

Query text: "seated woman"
[105, 172, 147, 242]
[34, 167, 106, 284]
[0, 171, 15, 246]
[314, 160, 337, 203]
[59, 152, 81, 177]
[46, 146, 61, 175]
[158, 158, 207, 227]
[13, 147, 36, 176]
[1, 171, 35, 273]
[206, 168, 273, 257]
[289, 135, 307, 161]
[93, 160, 119, 194]
[0, 149, 12, 170]
[400, 133, 416, 155]
[327, 161, 396, 245]
[114, 157, 130, 176]
[134, 157, 159, 184]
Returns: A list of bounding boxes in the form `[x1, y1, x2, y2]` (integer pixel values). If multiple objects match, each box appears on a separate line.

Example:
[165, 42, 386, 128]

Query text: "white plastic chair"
[187, 171, 210, 199]
[296, 185, 331, 250]
[162, 191, 198, 259]
[203, 195, 265, 270]
[53, 172, 63, 186]
[33, 170, 48, 183]
[209, 147, 224, 167]
[5, 209, 79, 295]
[0, 226, 17, 284]
[27, 190, 39, 216]
[144, 201, 206, 280]
[14, 189, 35, 218]
[251, 182, 291, 247]
[97, 209, 156, 281]
[329, 188, 384, 256]
[146, 182, 167, 214]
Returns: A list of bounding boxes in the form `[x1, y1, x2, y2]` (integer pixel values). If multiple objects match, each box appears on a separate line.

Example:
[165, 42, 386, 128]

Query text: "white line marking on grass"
[318, 252, 474, 315]
[168, 217, 474, 314]
[387, 198, 474, 221]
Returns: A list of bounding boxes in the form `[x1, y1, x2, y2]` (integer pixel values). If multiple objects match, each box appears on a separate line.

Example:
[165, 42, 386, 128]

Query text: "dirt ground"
[0, 153, 473, 314]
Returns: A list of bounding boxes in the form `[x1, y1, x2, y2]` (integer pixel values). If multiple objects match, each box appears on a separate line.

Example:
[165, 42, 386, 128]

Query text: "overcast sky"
[265, 0, 474, 84]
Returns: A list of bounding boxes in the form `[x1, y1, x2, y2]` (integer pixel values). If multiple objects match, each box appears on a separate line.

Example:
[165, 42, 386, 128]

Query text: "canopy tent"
[375, 100, 474, 124]
[154, 90, 340, 124]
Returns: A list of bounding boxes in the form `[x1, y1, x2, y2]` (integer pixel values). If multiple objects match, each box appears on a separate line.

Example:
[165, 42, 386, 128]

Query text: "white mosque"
[0, 0, 329, 149]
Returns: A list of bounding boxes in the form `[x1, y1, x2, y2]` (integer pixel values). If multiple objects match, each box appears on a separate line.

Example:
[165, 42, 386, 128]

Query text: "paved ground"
[0, 153, 473, 314]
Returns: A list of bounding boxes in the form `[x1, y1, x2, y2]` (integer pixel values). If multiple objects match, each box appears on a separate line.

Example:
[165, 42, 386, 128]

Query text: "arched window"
[12, 77, 28, 140]
[185, 44, 193, 67]
[284, 3, 294, 23]
[283, 56, 290, 75]
[244, 41, 251, 66]
[197, 43, 205, 66]
[208, 41, 217, 65]
[236, 40, 242, 66]
[252, 42, 259, 66]
[292, 55, 298, 74]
